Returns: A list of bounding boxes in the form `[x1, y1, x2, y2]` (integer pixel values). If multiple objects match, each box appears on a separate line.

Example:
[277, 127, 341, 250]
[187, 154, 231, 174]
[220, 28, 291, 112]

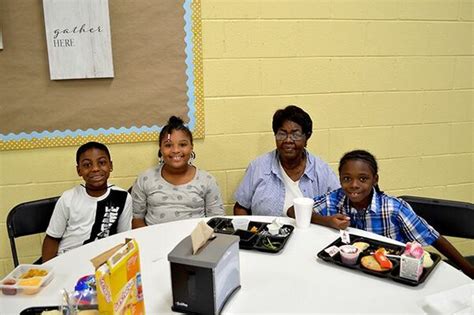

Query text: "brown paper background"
[0, 0, 199, 146]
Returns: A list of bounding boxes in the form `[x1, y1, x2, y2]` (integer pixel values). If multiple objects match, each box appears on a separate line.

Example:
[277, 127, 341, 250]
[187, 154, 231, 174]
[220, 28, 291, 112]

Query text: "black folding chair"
[6, 196, 59, 267]
[399, 195, 474, 265]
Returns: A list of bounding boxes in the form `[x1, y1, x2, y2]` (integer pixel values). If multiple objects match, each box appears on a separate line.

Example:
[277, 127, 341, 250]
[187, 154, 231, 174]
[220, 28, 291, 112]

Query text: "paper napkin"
[191, 221, 214, 254]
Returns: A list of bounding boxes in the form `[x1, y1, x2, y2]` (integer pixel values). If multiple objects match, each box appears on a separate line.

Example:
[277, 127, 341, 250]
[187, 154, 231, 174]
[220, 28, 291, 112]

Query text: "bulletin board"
[0, 1, 3, 50]
[0, 0, 204, 151]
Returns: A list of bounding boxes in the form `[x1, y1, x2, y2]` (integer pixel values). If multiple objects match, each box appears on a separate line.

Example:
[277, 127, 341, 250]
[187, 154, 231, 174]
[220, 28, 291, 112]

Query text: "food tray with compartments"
[207, 217, 294, 253]
[316, 235, 441, 286]
[0, 264, 54, 295]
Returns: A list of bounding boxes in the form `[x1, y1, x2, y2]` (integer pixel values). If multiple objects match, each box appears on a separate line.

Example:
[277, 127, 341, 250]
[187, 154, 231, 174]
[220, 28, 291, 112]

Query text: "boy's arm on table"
[287, 206, 350, 230]
[433, 235, 474, 279]
[42, 235, 60, 263]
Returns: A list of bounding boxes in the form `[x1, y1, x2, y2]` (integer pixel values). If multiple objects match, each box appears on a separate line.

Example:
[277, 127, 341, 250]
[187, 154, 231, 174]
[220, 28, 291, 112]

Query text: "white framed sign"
[43, 0, 114, 80]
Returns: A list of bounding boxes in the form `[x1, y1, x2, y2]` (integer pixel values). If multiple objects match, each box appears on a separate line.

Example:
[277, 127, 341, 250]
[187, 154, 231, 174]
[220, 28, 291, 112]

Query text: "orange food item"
[249, 226, 258, 233]
[18, 277, 42, 287]
[20, 268, 48, 279]
[18, 277, 42, 295]
[374, 248, 393, 269]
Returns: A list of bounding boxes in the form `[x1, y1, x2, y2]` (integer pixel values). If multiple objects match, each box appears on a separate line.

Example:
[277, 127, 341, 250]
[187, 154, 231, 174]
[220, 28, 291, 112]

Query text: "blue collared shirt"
[234, 150, 340, 216]
[313, 188, 440, 246]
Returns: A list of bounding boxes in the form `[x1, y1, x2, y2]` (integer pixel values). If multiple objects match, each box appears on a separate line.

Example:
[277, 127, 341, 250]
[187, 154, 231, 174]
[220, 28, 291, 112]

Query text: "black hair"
[272, 105, 312, 139]
[158, 116, 193, 157]
[76, 141, 111, 164]
[339, 149, 383, 193]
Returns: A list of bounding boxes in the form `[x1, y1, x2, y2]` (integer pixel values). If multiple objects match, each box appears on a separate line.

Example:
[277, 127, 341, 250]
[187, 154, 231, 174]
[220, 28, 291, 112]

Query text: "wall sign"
[43, 0, 114, 80]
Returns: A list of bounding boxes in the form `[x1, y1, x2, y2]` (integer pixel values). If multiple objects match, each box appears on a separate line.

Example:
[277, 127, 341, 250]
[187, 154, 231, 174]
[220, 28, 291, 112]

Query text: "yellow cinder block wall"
[0, 0, 473, 277]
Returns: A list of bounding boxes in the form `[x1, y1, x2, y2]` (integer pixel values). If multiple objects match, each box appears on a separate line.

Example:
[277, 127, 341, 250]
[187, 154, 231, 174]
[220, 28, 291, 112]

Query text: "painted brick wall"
[0, 0, 472, 277]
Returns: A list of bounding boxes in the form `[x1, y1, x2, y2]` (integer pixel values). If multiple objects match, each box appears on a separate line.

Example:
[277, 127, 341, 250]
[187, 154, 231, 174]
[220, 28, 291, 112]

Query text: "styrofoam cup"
[232, 218, 250, 231]
[293, 197, 314, 228]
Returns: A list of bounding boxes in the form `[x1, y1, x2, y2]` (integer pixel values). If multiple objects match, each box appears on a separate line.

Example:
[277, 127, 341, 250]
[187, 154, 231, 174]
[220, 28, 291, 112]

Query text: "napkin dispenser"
[168, 234, 241, 315]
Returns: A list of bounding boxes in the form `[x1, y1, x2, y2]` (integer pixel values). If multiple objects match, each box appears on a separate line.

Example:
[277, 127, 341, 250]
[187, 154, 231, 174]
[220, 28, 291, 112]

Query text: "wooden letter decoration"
[43, 0, 114, 80]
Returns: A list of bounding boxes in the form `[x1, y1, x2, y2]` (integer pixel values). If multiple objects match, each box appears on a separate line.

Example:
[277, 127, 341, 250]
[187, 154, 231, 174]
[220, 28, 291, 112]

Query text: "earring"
[158, 151, 164, 164]
[189, 151, 196, 165]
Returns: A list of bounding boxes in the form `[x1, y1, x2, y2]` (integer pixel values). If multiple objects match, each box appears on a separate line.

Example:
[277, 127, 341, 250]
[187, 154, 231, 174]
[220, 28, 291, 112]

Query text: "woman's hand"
[233, 202, 250, 215]
[328, 214, 350, 230]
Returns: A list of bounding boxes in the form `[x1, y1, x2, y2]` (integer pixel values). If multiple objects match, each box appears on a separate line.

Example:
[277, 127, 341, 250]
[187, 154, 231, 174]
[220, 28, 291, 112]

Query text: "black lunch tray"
[207, 217, 294, 253]
[20, 305, 98, 315]
[316, 235, 441, 286]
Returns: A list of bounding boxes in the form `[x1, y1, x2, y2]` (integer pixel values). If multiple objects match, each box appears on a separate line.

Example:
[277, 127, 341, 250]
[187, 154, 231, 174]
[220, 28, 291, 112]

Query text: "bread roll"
[423, 251, 434, 268]
[352, 242, 370, 251]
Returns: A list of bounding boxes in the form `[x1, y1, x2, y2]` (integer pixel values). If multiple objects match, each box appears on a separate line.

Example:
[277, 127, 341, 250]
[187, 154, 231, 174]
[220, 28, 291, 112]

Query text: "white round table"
[0, 216, 471, 314]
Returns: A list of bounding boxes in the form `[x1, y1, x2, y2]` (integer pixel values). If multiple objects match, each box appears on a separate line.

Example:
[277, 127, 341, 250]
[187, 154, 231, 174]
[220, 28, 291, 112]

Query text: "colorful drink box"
[91, 239, 145, 314]
[400, 254, 424, 281]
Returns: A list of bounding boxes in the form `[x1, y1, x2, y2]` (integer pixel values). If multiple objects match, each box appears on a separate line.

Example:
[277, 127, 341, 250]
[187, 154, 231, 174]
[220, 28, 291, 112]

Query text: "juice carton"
[400, 241, 424, 281]
[91, 239, 145, 314]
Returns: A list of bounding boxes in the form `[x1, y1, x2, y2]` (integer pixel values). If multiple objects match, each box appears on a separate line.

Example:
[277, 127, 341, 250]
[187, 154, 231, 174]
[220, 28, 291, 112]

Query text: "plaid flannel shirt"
[313, 188, 439, 246]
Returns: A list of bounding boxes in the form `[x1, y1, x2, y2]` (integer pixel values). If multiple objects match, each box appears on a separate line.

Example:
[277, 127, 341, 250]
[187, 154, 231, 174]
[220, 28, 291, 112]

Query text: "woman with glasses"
[233, 105, 339, 216]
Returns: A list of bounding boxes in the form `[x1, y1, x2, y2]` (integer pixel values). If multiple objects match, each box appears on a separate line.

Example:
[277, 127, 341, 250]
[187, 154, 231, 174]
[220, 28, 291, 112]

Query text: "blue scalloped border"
[184, 0, 196, 132]
[1, 0, 196, 142]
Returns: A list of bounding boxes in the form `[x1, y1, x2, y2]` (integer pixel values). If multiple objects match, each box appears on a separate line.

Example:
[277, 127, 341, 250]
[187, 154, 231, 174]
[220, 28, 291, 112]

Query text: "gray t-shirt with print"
[131, 165, 225, 225]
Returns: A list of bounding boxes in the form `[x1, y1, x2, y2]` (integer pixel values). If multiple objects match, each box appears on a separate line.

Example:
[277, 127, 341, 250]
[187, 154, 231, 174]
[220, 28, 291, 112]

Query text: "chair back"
[399, 195, 474, 239]
[6, 196, 59, 266]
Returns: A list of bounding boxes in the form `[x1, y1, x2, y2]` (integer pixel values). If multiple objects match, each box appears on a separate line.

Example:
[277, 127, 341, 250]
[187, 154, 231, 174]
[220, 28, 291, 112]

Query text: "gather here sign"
[43, 0, 114, 80]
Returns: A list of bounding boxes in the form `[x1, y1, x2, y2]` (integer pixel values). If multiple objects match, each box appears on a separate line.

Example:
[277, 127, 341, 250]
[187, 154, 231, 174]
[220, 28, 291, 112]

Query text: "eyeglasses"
[275, 131, 305, 141]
